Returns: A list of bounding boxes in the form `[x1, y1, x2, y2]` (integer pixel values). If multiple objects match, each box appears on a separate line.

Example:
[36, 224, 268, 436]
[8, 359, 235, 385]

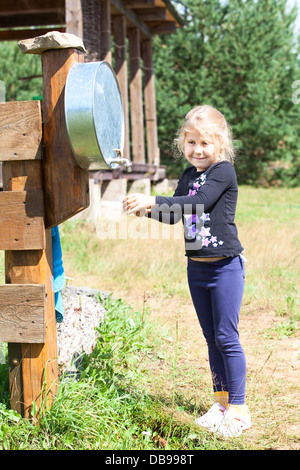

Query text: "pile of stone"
[57, 286, 109, 374]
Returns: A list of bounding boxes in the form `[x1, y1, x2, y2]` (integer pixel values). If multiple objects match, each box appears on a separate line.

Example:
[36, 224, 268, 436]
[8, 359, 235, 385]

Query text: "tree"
[153, 0, 300, 185]
[0, 41, 42, 102]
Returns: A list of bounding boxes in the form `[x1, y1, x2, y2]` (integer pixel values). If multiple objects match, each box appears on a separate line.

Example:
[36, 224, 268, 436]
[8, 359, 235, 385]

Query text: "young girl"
[122, 105, 251, 438]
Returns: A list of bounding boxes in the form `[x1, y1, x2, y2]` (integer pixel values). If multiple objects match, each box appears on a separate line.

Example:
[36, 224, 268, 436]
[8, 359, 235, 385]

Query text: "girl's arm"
[123, 168, 188, 224]
[123, 162, 235, 215]
[155, 162, 235, 212]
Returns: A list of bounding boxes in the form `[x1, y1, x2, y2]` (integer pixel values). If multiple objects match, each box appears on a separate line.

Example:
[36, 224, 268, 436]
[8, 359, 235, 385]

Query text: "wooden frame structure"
[0, 1, 182, 418]
[0, 0, 183, 182]
[0, 40, 89, 418]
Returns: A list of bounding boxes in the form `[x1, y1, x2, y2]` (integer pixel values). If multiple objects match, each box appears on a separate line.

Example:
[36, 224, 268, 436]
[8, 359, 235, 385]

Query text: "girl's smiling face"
[184, 129, 220, 171]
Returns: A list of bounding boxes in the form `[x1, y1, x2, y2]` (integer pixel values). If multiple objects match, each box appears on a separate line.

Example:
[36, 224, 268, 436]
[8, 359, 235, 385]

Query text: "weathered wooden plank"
[0, 0, 63, 13]
[91, 163, 166, 182]
[129, 27, 145, 163]
[0, 101, 42, 161]
[100, 0, 112, 63]
[137, 7, 166, 22]
[124, 0, 155, 9]
[0, 12, 64, 28]
[148, 21, 177, 35]
[41, 47, 90, 228]
[65, 0, 83, 38]
[0, 27, 65, 42]
[0, 190, 45, 250]
[112, 14, 130, 160]
[110, 0, 152, 39]
[142, 38, 160, 166]
[3, 161, 58, 419]
[0, 284, 45, 343]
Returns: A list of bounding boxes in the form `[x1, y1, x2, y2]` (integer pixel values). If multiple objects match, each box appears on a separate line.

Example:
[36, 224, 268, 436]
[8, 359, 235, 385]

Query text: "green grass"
[236, 186, 300, 322]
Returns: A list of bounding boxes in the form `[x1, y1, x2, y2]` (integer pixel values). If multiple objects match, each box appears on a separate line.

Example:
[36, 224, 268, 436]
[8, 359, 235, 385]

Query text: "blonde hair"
[175, 105, 236, 164]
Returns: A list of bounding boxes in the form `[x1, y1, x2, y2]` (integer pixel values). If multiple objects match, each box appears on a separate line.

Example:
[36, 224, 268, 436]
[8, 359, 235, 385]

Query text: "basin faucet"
[111, 149, 132, 172]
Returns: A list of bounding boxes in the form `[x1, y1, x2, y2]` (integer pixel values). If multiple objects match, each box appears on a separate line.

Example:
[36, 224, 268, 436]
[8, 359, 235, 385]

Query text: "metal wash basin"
[64, 61, 131, 171]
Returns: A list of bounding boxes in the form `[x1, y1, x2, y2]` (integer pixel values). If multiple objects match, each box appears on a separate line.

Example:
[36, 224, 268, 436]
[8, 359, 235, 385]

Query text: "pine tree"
[153, 0, 300, 185]
[0, 41, 42, 102]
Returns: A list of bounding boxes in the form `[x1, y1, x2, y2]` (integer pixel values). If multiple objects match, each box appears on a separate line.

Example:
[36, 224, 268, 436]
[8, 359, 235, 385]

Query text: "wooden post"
[100, 0, 112, 64]
[18, 32, 89, 228]
[3, 160, 57, 419]
[128, 27, 145, 163]
[112, 15, 130, 160]
[142, 38, 160, 167]
[65, 0, 83, 38]
[41, 47, 89, 228]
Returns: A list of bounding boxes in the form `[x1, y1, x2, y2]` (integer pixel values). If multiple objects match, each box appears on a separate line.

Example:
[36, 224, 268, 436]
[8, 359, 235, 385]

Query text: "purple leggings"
[187, 256, 246, 405]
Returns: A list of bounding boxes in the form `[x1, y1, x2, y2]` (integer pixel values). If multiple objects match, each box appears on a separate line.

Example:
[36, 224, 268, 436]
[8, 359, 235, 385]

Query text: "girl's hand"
[122, 193, 156, 215]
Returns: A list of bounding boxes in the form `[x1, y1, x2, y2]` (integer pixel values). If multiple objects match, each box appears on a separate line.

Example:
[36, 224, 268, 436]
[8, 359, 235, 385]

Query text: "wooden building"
[0, 0, 183, 183]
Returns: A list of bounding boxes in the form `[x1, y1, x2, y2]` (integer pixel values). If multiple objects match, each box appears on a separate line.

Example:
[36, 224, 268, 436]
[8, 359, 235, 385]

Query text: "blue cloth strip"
[51, 226, 65, 323]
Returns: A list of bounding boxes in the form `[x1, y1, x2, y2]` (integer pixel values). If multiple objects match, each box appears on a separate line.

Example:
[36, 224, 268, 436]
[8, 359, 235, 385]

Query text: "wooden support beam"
[0, 0, 64, 14]
[76, 0, 101, 62]
[40, 44, 89, 228]
[0, 28, 66, 42]
[0, 101, 42, 161]
[0, 190, 45, 251]
[100, 0, 112, 63]
[65, 0, 83, 38]
[149, 21, 177, 35]
[91, 163, 166, 182]
[0, 284, 45, 344]
[137, 7, 166, 22]
[125, 0, 155, 9]
[3, 159, 58, 419]
[112, 14, 130, 160]
[128, 27, 145, 163]
[142, 38, 160, 166]
[0, 12, 65, 28]
[110, 0, 152, 39]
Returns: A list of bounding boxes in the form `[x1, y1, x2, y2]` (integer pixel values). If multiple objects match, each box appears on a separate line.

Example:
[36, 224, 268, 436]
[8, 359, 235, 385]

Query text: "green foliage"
[79, 295, 152, 388]
[0, 41, 42, 101]
[153, 0, 300, 184]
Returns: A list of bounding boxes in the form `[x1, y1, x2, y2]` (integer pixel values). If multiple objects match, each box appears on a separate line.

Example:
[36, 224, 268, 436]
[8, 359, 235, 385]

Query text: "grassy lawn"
[0, 185, 299, 450]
